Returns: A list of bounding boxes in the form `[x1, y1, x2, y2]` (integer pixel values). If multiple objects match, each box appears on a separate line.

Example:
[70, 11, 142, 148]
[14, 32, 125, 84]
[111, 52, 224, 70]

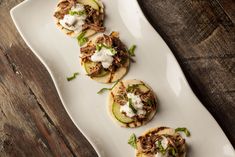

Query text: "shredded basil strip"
[128, 98, 137, 114]
[96, 43, 117, 55]
[96, 44, 102, 51]
[175, 127, 191, 137]
[168, 147, 177, 156]
[69, 10, 86, 16]
[97, 80, 119, 94]
[147, 99, 155, 106]
[128, 133, 137, 149]
[67, 72, 79, 81]
[126, 84, 138, 92]
[128, 45, 136, 56]
[126, 84, 143, 93]
[77, 31, 88, 46]
[69, 10, 78, 15]
[78, 10, 86, 15]
[157, 141, 166, 155]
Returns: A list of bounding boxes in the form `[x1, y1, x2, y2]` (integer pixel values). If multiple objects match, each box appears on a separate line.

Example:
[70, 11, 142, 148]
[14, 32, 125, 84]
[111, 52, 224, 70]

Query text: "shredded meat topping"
[113, 83, 157, 120]
[88, 63, 102, 76]
[137, 130, 186, 157]
[54, 0, 105, 32]
[81, 32, 129, 73]
[54, 0, 76, 19]
[80, 45, 96, 53]
[82, 23, 105, 32]
[84, 5, 104, 27]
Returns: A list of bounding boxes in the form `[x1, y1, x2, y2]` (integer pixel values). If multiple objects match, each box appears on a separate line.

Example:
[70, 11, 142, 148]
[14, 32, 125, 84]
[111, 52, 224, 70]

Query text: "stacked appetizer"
[129, 127, 189, 157]
[80, 32, 130, 83]
[54, 0, 105, 37]
[108, 80, 157, 127]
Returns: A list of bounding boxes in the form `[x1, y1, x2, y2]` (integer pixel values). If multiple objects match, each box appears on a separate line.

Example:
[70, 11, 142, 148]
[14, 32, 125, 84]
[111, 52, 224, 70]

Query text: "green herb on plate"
[67, 72, 79, 81]
[175, 127, 191, 137]
[128, 133, 137, 149]
[128, 45, 136, 56]
[77, 31, 88, 46]
[97, 80, 119, 94]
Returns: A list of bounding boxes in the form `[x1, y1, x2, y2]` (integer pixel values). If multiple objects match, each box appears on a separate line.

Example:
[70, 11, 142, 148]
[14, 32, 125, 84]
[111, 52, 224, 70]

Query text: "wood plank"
[218, 0, 235, 22]
[0, 0, 98, 156]
[0, 51, 73, 157]
[137, 0, 235, 146]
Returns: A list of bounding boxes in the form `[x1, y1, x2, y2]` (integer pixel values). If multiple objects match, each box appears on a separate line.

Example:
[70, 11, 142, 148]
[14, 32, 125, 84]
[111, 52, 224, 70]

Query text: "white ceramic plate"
[11, 0, 234, 156]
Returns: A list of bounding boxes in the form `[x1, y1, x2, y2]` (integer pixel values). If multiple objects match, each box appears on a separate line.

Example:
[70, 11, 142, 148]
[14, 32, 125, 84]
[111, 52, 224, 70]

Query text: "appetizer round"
[108, 79, 157, 128]
[80, 32, 130, 83]
[136, 127, 187, 157]
[54, 0, 105, 38]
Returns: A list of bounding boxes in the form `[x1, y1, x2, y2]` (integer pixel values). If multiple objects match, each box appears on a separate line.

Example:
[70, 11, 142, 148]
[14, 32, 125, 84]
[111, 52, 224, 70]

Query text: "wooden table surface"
[0, 0, 234, 156]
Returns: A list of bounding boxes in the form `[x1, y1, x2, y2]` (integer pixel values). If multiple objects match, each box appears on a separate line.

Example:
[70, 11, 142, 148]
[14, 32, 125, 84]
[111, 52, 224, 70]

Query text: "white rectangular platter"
[11, 0, 234, 156]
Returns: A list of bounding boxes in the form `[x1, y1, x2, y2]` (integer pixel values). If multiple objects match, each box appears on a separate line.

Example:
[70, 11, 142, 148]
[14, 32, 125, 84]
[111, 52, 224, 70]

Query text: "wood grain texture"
[137, 0, 235, 146]
[0, 0, 234, 157]
[0, 0, 97, 156]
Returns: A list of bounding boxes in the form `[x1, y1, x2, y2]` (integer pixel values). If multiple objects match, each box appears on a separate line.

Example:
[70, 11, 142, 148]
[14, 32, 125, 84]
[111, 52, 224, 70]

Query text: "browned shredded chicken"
[54, 0, 105, 32]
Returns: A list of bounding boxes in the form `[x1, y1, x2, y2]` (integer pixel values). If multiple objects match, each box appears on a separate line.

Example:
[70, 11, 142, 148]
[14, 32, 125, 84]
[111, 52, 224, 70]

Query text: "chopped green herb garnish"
[69, 10, 86, 16]
[67, 72, 79, 81]
[128, 98, 137, 113]
[128, 133, 137, 149]
[69, 10, 78, 15]
[95, 43, 117, 55]
[147, 99, 155, 106]
[78, 10, 86, 15]
[97, 80, 119, 94]
[96, 44, 102, 51]
[175, 127, 191, 137]
[110, 49, 117, 55]
[126, 84, 142, 93]
[126, 84, 138, 92]
[128, 45, 136, 56]
[77, 31, 88, 46]
[168, 147, 177, 156]
[157, 141, 166, 154]
[97, 87, 111, 94]
[80, 38, 88, 46]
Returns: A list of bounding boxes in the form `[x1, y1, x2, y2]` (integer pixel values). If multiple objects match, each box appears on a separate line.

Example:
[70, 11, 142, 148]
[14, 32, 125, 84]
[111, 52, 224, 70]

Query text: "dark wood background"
[0, 0, 234, 156]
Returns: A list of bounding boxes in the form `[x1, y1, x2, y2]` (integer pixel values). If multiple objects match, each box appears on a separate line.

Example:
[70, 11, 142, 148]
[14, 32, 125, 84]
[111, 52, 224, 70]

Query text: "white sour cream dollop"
[120, 93, 146, 118]
[59, 4, 86, 33]
[160, 136, 169, 150]
[91, 47, 115, 69]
